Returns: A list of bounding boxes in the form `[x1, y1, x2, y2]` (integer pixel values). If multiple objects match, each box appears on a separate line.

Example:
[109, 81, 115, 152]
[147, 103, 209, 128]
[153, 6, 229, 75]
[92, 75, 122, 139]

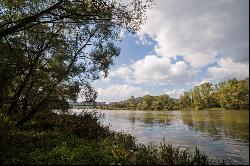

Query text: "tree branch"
[16, 28, 97, 125]
[0, 0, 64, 38]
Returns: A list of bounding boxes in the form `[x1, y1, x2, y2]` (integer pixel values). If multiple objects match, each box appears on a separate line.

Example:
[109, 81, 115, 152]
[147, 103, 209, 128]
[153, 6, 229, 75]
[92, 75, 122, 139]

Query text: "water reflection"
[125, 110, 249, 142]
[128, 111, 136, 124]
[128, 111, 174, 126]
[179, 111, 249, 142]
[97, 110, 249, 165]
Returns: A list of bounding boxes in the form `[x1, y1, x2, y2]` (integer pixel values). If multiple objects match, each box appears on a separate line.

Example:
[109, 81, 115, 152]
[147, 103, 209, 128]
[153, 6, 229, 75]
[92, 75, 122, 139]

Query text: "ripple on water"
[96, 110, 249, 165]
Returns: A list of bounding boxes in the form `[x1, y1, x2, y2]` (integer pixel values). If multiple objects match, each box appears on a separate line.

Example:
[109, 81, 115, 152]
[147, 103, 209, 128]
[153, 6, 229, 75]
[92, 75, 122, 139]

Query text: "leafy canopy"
[0, 0, 153, 124]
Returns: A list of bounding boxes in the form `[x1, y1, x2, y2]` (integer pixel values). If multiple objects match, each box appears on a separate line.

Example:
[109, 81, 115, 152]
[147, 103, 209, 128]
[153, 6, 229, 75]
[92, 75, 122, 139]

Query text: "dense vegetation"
[0, 110, 226, 165]
[98, 78, 249, 111]
[0, 0, 153, 125]
[0, 0, 242, 164]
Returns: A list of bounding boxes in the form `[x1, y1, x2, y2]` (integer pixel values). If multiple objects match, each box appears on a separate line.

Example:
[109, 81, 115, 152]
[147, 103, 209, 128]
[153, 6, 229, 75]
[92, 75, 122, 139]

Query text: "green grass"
[0, 111, 228, 165]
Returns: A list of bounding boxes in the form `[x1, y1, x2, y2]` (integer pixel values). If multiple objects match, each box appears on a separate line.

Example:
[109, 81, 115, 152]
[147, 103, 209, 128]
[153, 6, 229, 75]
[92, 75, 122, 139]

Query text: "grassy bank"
[0, 111, 227, 165]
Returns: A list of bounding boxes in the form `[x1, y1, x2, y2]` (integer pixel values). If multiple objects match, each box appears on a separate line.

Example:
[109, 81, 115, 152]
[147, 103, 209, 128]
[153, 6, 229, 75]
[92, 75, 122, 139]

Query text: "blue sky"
[92, 0, 249, 102]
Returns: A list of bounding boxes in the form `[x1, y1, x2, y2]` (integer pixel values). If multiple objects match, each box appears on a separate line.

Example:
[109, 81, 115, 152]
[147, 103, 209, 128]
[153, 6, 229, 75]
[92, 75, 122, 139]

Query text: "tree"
[0, 0, 153, 124]
[0, 0, 153, 38]
[128, 96, 137, 110]
[179, 91, 192, 109]
[139, 95, 153, 110]
[191, 86, 204, 110]
[161, 94, 175, 110]
[152, 96, 163, 110]
[200, 82, 216, 108]
[215, 78, 249, 110]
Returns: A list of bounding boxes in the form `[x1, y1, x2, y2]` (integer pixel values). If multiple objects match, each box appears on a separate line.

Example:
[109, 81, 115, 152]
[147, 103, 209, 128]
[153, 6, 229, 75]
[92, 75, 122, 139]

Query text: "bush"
[0, 111, 227, 165]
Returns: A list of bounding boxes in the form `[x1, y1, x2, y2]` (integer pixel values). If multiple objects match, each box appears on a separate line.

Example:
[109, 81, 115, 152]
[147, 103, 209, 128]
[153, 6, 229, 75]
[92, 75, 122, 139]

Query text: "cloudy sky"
[93, 0, 249, 102]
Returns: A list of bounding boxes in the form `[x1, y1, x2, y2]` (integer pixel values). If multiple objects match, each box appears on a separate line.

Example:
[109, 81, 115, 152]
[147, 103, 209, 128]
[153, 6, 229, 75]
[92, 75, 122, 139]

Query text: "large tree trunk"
[16, 28, 96, 125]
[17, 97, 49, 126]
[8, 33, 56, 115]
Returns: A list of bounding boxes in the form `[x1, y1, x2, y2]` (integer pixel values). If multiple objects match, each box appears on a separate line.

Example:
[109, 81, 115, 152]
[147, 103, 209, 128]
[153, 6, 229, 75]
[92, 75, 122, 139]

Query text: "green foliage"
[0, 0, 152, 124]
[152, 95, 175, 111]
[139, 95, 153, 110]
[0, 111, 226, 165]
[215, 78, 249, 110]
[178, 78, 249, 110]
[179, 91, 192, 109]
[98, 78, 249, 111]
[128, 96, 137, 110]
[191, 86, 204, 110]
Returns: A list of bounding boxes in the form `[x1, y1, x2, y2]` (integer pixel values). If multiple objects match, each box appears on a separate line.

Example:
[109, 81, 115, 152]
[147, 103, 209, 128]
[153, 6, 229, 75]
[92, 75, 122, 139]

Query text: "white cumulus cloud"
[184, 50, 218, 68]
[93, 0, 249, 102]
[109, 66, 132, 81]
[138, 0, 249, 67]
[106, 55, 196, 85]
[96, 84, 148, 102]
[131, 55, 171, 84]
[207, 58, 249, 81]
[164, 89, 185, 99]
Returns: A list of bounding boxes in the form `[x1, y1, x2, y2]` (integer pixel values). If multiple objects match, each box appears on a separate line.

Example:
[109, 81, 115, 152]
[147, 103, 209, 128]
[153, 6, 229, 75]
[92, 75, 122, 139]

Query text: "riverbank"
[73, 107, 249, 112]
[0, 111, 226, 165]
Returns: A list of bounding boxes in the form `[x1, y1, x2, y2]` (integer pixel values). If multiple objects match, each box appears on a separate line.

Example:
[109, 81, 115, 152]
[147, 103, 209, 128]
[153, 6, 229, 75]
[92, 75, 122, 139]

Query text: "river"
[73, 109, 249, 165]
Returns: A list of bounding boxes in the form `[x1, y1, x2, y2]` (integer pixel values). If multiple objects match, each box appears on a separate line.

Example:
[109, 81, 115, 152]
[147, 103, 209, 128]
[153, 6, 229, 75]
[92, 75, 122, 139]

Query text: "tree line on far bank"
[97, 78, 249, 110]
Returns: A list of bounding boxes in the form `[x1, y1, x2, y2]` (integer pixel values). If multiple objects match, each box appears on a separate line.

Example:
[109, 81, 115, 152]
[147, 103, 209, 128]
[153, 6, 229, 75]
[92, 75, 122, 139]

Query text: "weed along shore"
[0, 110, 230, 165]
[1, 0, 248, 165]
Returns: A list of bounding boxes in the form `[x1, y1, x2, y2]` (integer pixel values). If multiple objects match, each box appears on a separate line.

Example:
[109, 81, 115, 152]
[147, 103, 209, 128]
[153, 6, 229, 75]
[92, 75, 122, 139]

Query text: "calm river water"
[72, 109, 249, 164]
[95, 110, 249, 165]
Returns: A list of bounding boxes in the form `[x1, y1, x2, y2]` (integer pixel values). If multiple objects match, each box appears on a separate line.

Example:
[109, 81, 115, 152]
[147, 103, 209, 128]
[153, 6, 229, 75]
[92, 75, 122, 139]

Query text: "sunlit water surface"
[73, 109, 249, 165]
